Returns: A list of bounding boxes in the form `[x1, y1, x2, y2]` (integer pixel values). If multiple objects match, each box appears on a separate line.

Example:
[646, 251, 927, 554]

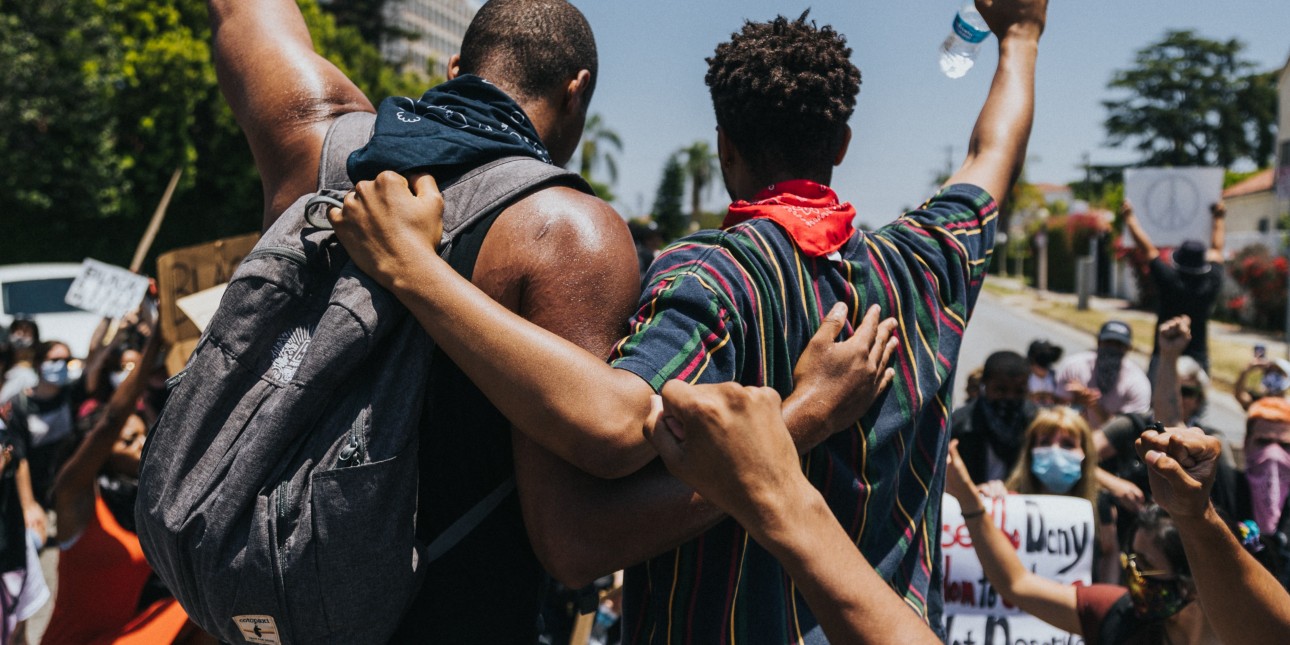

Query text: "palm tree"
[680, 140, 719, 225]
[577, 114, 623, 200]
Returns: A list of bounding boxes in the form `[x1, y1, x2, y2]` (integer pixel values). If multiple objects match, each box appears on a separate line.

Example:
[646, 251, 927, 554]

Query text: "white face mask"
[110, 370, 129, 388]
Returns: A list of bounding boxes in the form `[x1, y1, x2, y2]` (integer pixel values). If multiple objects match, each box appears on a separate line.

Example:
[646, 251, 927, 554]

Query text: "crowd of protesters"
[0, 308, 216, 644]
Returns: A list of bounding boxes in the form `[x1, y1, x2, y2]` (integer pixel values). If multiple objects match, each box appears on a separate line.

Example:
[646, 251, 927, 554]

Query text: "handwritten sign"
[942, 494, 1094, 645]
[63, 259, 150, 319]
[156, 233, 258, 345]
[1123, 167, 1223, 248]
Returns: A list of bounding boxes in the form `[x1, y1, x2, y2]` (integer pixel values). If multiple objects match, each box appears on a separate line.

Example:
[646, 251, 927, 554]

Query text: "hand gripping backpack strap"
[305, 111, 377, 229]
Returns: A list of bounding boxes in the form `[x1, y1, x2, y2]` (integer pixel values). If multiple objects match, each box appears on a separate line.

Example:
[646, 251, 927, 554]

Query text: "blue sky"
[575, 1, 1290, 227]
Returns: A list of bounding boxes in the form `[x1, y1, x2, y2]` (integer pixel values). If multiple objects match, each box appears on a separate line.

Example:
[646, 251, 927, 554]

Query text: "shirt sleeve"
[610, 238, 748, 393]
[874, 184, 999, 313]
[1120, 367, 1152, 414]
[1076, 584, 1131, 645]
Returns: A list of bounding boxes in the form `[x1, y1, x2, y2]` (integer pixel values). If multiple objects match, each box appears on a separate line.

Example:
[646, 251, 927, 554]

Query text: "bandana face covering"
[1247, 441, 1290, 532]
[1121, 553, 1192, 622]
[722, 180, 856, 257]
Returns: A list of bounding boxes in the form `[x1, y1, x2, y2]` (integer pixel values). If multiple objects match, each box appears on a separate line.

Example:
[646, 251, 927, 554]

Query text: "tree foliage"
[680, 140, 719, 226]
[577, 113, 622, 203]
[0, 0, 436, 269]
[1103, 30, 1277, 169]
[652, 155, 688, 241]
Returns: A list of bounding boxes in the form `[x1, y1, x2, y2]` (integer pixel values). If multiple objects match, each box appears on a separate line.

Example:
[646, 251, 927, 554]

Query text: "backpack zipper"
[336, 407, 368, 467]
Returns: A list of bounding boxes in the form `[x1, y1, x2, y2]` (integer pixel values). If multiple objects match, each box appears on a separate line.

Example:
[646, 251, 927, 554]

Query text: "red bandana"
[722, 180, 856, 257]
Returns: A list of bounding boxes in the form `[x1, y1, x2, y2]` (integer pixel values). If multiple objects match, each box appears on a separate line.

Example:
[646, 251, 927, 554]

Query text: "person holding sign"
[945, 440, 1222, 644]
[1121, 199, 1225, 376]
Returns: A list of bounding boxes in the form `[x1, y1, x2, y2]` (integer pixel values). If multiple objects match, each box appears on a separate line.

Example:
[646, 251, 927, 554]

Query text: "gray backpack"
[136, 112, 590, 644]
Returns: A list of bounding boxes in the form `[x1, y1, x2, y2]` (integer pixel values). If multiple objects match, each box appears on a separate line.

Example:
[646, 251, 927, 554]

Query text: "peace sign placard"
[1123, 167, 1223, 248]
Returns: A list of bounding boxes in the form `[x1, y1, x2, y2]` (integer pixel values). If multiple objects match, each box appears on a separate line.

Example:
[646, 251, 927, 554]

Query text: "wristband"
[961, 508, 987, 520]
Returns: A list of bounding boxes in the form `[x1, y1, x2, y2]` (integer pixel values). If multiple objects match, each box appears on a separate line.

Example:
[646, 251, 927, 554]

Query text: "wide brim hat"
[1172, 240, 1211, 275]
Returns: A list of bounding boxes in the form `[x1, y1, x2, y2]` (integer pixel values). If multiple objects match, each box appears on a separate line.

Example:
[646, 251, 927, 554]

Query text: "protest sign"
[1123, 167, 1223, 248]
[63, 259, 150, 319]
[942, 494, 1094, 645]
[156, 233, 258, 345]
[176, 284, 227, 335]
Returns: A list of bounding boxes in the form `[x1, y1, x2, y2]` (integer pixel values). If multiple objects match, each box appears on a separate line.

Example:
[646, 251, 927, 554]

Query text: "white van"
[0, 264, 102, 358]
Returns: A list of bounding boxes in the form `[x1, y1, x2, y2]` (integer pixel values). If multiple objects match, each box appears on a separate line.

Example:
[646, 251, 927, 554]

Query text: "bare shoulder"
[473, 185, 640, 351]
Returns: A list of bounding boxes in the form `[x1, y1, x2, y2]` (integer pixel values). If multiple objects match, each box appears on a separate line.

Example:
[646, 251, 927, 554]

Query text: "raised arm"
[1152, 316, 1191, 426]
[943, 0, 1047, 201]
[1120, 200, 1159, 261]
[644, 381, 939, 645]
[945, 441, 1082, 634]
[52, 316, 162, 544]
[208, 0, 374, 229]
[1208, 202, 1226, 262]
[1137, 427, 1290, 643]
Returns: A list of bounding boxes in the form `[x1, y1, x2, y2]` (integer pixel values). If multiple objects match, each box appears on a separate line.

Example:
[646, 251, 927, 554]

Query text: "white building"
[1218, 52, 1290, 255]
[382, 0, 480, 77]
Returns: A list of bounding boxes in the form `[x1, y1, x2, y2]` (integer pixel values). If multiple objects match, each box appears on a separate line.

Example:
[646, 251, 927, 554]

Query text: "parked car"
[0, 263, 102, 358]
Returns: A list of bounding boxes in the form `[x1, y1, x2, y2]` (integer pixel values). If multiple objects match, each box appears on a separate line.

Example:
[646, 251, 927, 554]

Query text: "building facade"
[382, 0, 480, 78]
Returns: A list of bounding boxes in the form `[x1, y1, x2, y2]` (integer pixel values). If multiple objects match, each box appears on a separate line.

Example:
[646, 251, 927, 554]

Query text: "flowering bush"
[1227, 245, 1288, 330]
[1042, 213, 1110, 292]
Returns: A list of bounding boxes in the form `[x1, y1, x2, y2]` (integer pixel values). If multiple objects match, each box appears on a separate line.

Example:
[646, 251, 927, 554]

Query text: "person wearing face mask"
[952, 351, 1037, 487]
[0, 319, 41, 407]
[1230, 397, 1290, 590]
[946, 441, 1223, 644]
[1056, 320, 1152, 426]
[6, 341, 85, 532]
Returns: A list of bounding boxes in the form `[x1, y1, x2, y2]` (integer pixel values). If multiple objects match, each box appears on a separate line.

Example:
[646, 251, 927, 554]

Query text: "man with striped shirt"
[331, 1, 1047, 641]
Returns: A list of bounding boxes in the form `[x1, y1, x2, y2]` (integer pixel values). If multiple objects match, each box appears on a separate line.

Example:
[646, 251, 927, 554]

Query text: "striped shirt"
[610, 184, 997, 644]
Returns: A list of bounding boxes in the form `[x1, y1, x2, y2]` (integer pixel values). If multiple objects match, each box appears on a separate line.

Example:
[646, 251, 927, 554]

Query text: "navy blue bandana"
[347, 75, 551, 183]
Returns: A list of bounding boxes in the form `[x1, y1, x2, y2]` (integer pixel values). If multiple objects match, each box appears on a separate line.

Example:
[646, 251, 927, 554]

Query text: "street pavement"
[954, 289, 1247, 449]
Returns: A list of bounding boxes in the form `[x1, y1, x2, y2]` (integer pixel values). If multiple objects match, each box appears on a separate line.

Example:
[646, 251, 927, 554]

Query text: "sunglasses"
[1180, 385, 1202, 398]
[1122, 552, 1172, 582]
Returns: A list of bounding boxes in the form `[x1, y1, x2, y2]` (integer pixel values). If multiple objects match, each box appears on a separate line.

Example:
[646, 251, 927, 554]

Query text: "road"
[953, 290, 1246, 448]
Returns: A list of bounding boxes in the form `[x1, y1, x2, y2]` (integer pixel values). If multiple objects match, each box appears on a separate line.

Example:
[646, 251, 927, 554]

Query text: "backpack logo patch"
[232, 615, 282, 645]
[269, 325, 314, 383]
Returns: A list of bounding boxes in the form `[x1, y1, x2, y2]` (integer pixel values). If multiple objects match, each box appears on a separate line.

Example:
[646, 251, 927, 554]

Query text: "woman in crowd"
[1027, 339, 1063, 407]
[42, 312, 213, 645]
[975, 406, 1120, 580]
[947, 440, 1221, 644]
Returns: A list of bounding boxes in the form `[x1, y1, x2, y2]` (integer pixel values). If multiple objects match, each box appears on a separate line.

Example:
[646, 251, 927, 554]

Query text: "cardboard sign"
[156, 233, 258, 345]
[63, 258, 150, 319]
[1123, 167, 1224, 248]
[941, 494, 1094, 645]
[176, 284, 228, 335]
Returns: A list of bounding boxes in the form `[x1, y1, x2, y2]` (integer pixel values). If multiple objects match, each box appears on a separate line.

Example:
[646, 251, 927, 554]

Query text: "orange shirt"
[41, 494, 192, 645]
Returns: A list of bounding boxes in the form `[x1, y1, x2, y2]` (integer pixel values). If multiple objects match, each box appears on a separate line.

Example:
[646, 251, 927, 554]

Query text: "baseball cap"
[1098, 320, 1132, 345]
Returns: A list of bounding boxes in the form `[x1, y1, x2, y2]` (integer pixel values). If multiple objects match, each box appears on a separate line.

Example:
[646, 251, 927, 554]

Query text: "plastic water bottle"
[938, 1, 991, 79]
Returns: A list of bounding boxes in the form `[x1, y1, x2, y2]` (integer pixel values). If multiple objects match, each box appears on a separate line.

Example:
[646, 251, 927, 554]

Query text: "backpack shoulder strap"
[318, 111, 377, 192]
[438, 156, 592, 258]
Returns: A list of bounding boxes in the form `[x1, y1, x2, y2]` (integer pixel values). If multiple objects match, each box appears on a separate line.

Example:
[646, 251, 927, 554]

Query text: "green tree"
[680, 140, 719, 226]
[577, 113, 622, 202]
[1103, 30, 1277, 168]
[0, 0, 437, 269]
[652, 155, 687, 241]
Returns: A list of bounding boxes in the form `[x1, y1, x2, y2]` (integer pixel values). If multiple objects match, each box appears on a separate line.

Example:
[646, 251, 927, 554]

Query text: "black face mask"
[979, 397, 1028, 455]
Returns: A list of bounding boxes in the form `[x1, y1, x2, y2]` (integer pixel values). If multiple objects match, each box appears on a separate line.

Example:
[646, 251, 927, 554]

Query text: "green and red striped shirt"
[611, 183, 997, 644]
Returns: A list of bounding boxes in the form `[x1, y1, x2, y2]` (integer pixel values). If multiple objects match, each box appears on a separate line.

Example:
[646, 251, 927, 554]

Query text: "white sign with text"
[941, 494, 1094, 645]
[1123, 167, 1223, 248]
[63, 258, 149, 319]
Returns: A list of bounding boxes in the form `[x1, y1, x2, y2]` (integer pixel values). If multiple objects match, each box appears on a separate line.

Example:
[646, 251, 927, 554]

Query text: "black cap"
[1098, 320, 1132, 345]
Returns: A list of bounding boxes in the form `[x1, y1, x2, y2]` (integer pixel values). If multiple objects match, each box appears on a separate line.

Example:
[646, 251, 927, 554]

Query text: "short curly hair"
[706, 11, 861, 179]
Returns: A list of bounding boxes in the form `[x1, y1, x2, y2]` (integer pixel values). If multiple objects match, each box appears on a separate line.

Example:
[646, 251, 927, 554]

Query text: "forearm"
[781, 390, 833, 455]
[947, 31, 1039, 201]
[1210, 216, 1225, 254]
[15, 460, 38, 510]
[752, 480, 939, 644]
[1174, 504, 1290, 642]
[1124, 216, 1156, 258]
[393, 258, 655, 478]
[516, 436, 723, 588]
[1153, 351, 1183, 425]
